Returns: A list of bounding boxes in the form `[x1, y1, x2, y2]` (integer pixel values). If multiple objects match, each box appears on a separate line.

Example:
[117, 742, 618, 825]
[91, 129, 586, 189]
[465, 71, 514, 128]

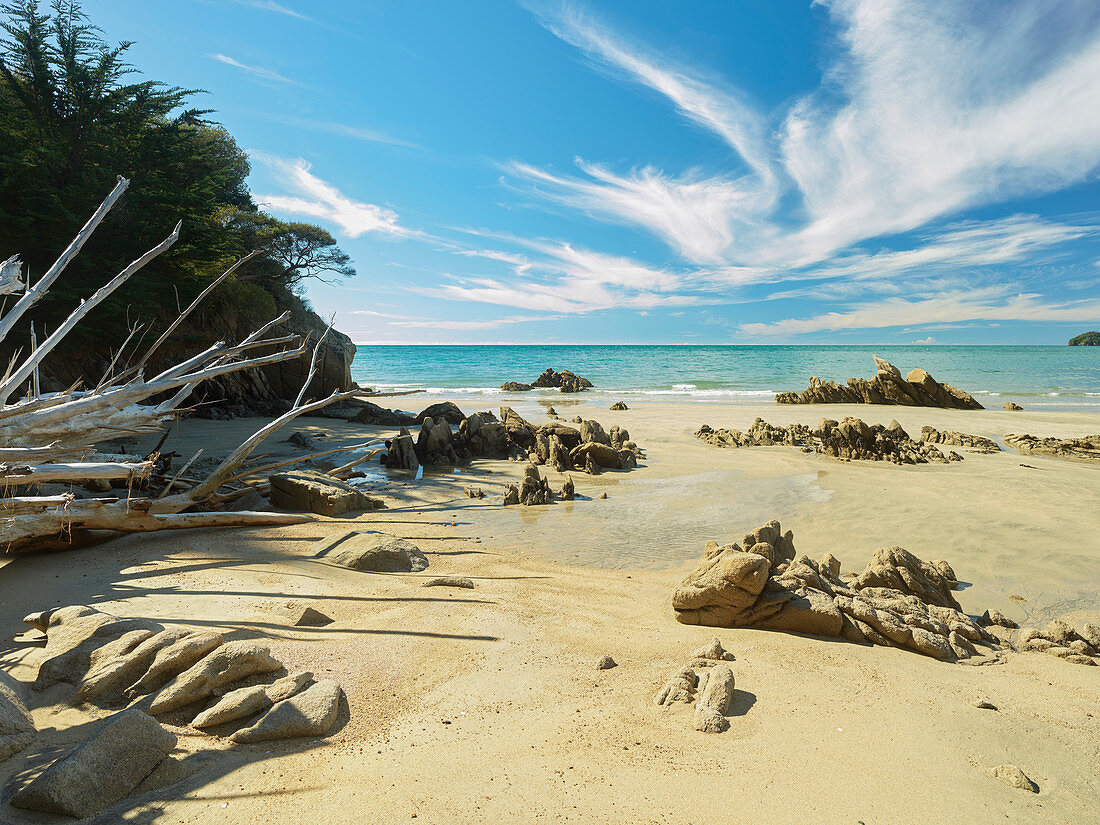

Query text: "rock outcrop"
[1004, 433, 1100, 462]
[920, 427, 999, 452]
[326, 534, 430, 573]
[1018, 620, 1098, 666]
[609, 401, 629, 410]
[775, 356, 983, 409]
[696, 417, 972, 465]
[499, 368, 594, 393]
[671, 521, 1003, 661]
[269, 469, 384, 516]
[0, 679, 35, 763]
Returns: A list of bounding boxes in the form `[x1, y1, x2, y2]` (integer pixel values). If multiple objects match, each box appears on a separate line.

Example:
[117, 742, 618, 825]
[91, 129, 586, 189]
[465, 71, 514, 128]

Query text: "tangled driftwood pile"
[775, 355, 983, 409]
[0, 178, 366, 552]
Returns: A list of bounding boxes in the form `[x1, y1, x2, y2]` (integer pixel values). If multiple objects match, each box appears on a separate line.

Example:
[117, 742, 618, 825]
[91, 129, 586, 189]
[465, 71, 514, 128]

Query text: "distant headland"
[1069, 331, 1100, 346]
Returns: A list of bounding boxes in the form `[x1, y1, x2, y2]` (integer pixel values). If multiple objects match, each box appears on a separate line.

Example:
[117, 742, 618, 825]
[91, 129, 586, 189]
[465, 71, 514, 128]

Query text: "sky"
[81, 0, 1100, 344]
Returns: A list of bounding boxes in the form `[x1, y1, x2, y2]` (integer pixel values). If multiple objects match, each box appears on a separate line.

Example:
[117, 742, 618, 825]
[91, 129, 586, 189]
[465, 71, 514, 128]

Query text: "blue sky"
[83, 0, 1100, 344]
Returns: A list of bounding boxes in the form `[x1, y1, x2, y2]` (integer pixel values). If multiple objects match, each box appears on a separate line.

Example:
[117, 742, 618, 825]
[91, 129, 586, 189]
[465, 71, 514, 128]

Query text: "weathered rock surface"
[382, 426, 419, 471]
[349, 401, 416, 426]
[10, 709, 175, 818]
[518, 464, 554, 505]
[986, 764, 1038, 793]
[1018, 620, 1098, 666]
[654, 666, 697, 706]
[775, 356, 983, 409]
[230, 679, 342, 743]
[191, 672, 313, 729]
[690, 637, 734, 665]
[920, 427, 999, 452]
[672, 521, 1000, 661]
[269, 469, 383, 516]
[123, 630, 226, 700]
[609, 401, 629, 410]
[979, 609, 1018, 629]
[1004, 433, 1100, 462]
[693, 664, 735, 733]
[149, 641, 282, 714]
[500, 368, 593, 393]
[422, 576, 476, 589]
[414, 401, 466, 425]
[326, 535, 429, 573]
[696, 417, 969, 465]
[0, 679, 35, 763]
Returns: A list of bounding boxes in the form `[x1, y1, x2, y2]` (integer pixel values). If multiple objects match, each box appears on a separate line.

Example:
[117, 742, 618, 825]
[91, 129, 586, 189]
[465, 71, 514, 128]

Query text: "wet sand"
[1, 396, 1097, 823]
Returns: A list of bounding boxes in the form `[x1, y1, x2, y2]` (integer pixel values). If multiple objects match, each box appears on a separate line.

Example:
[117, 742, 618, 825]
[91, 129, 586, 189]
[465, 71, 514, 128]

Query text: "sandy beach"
[2, 395, 1097, 824]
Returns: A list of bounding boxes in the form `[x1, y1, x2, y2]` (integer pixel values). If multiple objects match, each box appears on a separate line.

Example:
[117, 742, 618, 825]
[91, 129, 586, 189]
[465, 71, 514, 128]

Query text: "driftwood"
[0, 179, 365, 552]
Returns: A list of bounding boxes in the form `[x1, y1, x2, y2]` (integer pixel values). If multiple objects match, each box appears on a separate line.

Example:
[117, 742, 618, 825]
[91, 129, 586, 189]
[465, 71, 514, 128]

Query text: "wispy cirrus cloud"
[208, 53, 303, 86]
[253, 155, 407, 238]
[230, 0, 310, 20]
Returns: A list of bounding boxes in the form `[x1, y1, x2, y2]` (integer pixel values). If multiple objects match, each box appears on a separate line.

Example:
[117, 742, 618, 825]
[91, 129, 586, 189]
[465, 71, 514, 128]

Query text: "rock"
[579, 419, 611, 446]
[920, 427, 1000, 452]
[530, 368, 593, 393]
[26, 605, 163, 691]
[518, 464, 554, 505]
[671, 520, 1000, 661]
[191, 672, 313, 729]
[595, 655, 617, 670]
[571, 441, 622, 470]
[1043, 619, 1079, 646]
[499, 381, 533, 391]
[464, 411, 510, 458]
[414, 402, 466, 425]
[421, 576, 475, 589]
[598, 491, 608, 499]
[502, 484, 519, 505]
[775, 356, 983, 409]
[349, 401, 416, 425]
[973, 699, 998, 710]
[0, 679, 35, 763]
[285, 430, 319, 451]
[560, 476, 575, 500]
[1004, 401, 1023, 411]
[124, 630, 226, 700]
[986, 764, 1038, 793]
[654, 666, 697, 706]
[609, 401, 629, 410]
[979, 609, 1018, 629]
[547, 434, 571, 472]
[415, 416, 459, 467]
[230, 679, 342, 742]
[693, 664, 735, 733]
[464, 486, 486, 499]
[10, 709, 175, 818]
[584, 454, 600, 475]
[327, 535, 429, 573]
[690, 638, 734, 663]
[382, 426, 419, 471]
[1081, 623, 1100, 648]
[500, 406, 537, 448]
[1004, 433, 1100, 463]
[292, 607, 334, 627]
[269, 469, 383, 516]
[149, 641, 282, 714]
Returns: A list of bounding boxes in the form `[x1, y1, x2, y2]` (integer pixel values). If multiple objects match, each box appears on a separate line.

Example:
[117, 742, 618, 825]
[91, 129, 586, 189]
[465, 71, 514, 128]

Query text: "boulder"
[269, 469, 383, 516]
[326, 535, 429, 573]
[0, 679, 35, 763]
[499, 381, 533, 391]
[609, 401, 629, 410]
[349, 401, 416, 425]
[422, 576, 476, 589]
[191, 672, 313, 729]
[500, 406, 537, 448]
[230, 679, 342, 743]
[464, 411, 509, 457]
[415, 416, 458, 466]
[571, 442, 622, 470]
[383, 426, 419, 471]
[415, 401, 465, 425]
[693, 664, 734, 733]
[10, 709, 175, 818]
[530, 368, 593, 393]
[149, 641, 282, 714]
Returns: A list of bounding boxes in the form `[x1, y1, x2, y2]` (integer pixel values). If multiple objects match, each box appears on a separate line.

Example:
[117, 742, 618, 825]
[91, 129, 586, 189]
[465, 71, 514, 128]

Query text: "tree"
[224, 211, 355, 290]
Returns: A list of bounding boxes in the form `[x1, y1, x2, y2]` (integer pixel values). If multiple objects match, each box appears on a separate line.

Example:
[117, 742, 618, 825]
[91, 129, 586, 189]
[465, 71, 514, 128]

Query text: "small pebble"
[595, 655, 617, 670]
[973, 699, 998, 710]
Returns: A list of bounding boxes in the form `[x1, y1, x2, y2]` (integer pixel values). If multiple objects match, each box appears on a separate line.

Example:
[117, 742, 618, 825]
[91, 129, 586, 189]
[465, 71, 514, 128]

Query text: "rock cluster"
[775, 356, 983, 410]
[654, 638, 737, 733]
[499, 368, 594, 393]
[504, 408, 644, 474]
[1004, 433, 1100, 462]
[382, 408, 513, 470]
[696, 417, 968, 464]
[919, 427, 999, 452]
[672, 521, 1003, 661]
[1018, 620, 1099, 666]
[502, 465, 575, 506]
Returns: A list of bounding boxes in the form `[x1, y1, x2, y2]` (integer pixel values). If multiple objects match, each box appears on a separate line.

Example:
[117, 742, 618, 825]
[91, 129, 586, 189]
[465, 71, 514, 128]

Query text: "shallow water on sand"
[463, 469, 832, 570]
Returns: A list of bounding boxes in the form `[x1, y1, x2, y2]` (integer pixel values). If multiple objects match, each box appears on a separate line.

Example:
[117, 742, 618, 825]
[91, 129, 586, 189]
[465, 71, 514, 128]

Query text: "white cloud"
[253, 155, 406, 238]
[740, 289, 1100, 337]
[208, 53, 303, 86]
[231, 0, 310, 20]
[268, 116, 419, 149]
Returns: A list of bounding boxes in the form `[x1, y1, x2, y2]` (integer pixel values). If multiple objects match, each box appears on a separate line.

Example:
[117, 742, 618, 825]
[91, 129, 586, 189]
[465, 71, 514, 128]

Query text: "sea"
[350, 345, 1100, 411]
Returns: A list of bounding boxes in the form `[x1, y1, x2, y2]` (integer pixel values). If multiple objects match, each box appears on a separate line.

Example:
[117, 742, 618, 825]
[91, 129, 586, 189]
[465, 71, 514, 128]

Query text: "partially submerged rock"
[775, 356, 983, 409]
[269, 469, 383, 516]
[230, 679, 342, 743]
[10, 709, 175, 818]
[326, 534, 429, 573]
[1004, 433, 1100, 463]
[672, 521, 1000, 661]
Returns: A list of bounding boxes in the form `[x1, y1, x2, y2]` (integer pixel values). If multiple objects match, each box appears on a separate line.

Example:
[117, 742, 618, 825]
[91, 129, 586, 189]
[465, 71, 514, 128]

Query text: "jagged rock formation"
[499, 368, 594, 393]
[1018, 620, 1099, 666]
[1004, 402, 1023, 411]
[1004, 433, 1100, 462]
[383, 405, 644, 474]
[609, 401, 629, 410]
[919, 427, 999, 452]
[671, 521, 1003, 661]
[695, 417, 969, 464]
[775, 356, 983, 409]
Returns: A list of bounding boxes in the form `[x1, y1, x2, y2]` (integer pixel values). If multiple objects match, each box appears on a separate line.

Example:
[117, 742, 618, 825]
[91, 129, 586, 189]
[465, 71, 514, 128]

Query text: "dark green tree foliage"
[0, 0, 353, 359]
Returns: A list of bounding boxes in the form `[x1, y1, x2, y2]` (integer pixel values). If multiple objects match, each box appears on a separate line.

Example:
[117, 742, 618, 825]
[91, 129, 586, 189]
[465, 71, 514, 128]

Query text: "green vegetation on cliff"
[0, 0, 354, 392]
[1068, 332, 1100, 346]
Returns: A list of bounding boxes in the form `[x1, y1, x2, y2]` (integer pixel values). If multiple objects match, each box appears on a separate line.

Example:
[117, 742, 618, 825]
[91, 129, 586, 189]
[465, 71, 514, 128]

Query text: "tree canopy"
[0, 0, 354, 355]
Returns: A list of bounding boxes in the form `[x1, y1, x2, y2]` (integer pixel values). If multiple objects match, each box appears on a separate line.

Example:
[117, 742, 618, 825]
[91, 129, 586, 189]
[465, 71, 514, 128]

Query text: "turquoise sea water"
[350, 345, 1100, 410]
